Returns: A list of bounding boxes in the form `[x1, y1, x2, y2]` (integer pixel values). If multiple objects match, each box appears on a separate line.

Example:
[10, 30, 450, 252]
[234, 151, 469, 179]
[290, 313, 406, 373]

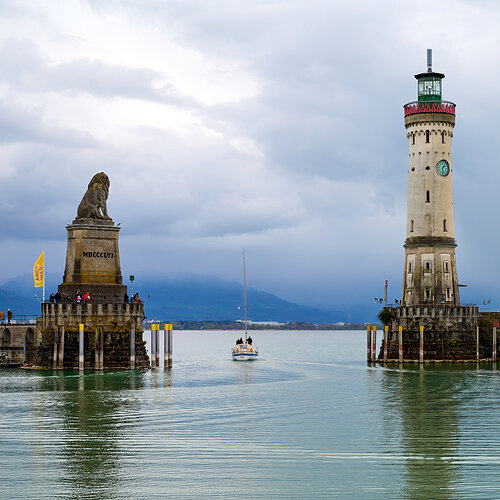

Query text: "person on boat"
[7, 309, 12, 323]
[247, 336, 252, 345]
[49, 293, 55, 303]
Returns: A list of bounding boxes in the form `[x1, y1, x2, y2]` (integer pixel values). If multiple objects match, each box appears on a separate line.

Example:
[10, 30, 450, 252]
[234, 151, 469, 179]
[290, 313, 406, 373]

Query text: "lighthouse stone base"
[378, 305, 500, 362]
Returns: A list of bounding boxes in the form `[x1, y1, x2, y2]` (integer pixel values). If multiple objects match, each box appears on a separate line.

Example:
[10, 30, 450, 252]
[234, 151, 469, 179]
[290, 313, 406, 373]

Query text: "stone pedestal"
[58, 218, 126, 303]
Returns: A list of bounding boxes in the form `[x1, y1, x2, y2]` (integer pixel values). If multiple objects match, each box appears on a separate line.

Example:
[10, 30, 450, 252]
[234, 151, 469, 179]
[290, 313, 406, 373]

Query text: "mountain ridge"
[0, 273, 346, 323]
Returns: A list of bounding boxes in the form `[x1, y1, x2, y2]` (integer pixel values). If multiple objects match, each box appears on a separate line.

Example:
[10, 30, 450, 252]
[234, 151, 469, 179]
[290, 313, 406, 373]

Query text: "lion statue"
[76, 172, 111, 220]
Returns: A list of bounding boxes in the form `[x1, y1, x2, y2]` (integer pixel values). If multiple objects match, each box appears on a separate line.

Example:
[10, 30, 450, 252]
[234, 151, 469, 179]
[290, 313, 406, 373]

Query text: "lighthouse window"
[412, 134, 415, 145]
[426, 190, 430, 203]
[442, 132, 445, 143]
[425, 261, 431, 271]
[425, 289, 431, 299]
[410, 220, 414, 232]
[446, 288, 451, 299]
[425, 130, 430, 143]
[408, 262, 413, 272]
[444, 261, 449, 272]
[443, 219, 447, 232]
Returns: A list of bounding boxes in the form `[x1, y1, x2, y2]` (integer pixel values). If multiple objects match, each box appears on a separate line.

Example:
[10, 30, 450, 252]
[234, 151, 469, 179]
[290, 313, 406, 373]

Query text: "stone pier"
[36, 302, 148, 369]
[378, 305, 500, 362]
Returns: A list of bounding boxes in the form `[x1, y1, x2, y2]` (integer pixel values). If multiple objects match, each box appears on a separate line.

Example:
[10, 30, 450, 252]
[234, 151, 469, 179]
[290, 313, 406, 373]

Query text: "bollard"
[383, 325, 388, 363]
[398, 325, 403, 363]
[372, 325, 377, 362]
[58, 326, 65, 370]
[130, 323, 136, 370]
[493, 326, 497, 363]
[367, 325, 372, 363]
[419, 325, 424, 364]
[476, 326, 480, 362]
[79, 323, 84, 371]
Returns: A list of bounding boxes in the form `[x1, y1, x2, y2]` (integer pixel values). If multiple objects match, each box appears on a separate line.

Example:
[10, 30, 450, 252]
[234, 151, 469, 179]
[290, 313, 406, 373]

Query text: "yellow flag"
[33, 251, 44, 288]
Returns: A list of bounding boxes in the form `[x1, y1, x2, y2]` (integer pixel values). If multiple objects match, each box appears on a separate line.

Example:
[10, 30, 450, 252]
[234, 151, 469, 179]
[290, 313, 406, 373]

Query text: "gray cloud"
[0, 39, 199, 107]
[0, 1, 499, 313]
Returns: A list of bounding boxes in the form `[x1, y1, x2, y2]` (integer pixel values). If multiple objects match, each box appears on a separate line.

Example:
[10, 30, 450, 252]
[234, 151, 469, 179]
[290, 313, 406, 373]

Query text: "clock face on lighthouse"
[436, 160, 450, 177]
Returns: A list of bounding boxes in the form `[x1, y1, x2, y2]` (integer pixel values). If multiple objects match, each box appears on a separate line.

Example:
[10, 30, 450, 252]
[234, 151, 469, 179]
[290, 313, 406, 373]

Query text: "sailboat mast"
[243, 249, 247, 341]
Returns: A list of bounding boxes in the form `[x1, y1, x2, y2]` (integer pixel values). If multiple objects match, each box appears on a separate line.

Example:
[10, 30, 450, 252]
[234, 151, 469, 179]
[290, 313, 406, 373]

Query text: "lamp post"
[129, 274, 135, 296]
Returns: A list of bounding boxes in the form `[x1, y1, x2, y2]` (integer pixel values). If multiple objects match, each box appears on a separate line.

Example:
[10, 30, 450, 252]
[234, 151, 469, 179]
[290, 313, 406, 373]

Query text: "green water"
[1, 330, 500, 499]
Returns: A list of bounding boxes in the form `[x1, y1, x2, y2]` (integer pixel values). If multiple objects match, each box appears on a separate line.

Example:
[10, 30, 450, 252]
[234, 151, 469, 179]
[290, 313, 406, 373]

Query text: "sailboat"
[231, 250, 259, 361]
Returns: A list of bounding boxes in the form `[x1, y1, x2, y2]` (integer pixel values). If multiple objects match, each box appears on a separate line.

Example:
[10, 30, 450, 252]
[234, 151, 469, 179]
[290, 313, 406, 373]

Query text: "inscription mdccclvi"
[82, 251, 114, 258]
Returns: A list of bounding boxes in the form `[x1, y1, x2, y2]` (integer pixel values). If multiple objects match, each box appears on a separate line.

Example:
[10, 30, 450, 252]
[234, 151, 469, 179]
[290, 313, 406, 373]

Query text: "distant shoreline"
[145, 320, 380, 331]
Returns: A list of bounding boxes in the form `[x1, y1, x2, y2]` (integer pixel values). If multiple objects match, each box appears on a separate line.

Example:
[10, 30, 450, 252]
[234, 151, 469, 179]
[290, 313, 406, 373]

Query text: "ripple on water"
[2, 331, 500, 498]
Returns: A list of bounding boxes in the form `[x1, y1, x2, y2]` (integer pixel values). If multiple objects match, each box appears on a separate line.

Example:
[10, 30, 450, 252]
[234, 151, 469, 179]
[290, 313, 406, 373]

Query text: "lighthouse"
[401, 50, 460, 306]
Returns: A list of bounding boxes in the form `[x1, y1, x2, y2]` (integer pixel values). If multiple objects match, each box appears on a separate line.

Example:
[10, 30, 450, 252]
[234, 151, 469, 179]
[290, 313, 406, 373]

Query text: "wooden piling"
[156, 326, 160, 367]
[151, 324, 157, 369]
[95, 327, 100, 369]
[53, 328, 59, 370]
[79, 323, 84, 371]
[493, 326, 497, 363]
[99, 327, 104, 369]
[163, 324, 167, 369]
[419, 325, 424, 364]
[58, 326, 65, 370]
[383, 326, 388, 363]
[130, 322, 136, 370]
[366, 325, 372, 363]
[398, 325, 403, 363]
[476, 326, 480, 362]
[168, 324, 173, 368]
[372, 325, 377, 362]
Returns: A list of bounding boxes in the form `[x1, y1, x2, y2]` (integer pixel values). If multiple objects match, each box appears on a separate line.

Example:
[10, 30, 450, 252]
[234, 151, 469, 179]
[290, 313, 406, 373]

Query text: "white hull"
[231, 343, 258, 361]
[232, 353, 259, 361]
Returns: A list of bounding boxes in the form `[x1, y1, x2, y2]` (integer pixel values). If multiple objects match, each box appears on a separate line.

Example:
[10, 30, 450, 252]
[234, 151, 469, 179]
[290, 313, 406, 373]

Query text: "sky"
[0, 0, 499, 314]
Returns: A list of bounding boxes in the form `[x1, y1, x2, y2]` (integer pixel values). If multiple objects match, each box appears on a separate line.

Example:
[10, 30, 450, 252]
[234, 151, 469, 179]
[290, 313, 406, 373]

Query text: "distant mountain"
[0, 288, 40, 316]
[0, 273, 345, 323]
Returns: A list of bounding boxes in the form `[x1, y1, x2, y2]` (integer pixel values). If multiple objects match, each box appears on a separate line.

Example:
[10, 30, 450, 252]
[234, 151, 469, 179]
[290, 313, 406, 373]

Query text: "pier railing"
[393, 304, 478, 319]
[404, 100, 456, 117]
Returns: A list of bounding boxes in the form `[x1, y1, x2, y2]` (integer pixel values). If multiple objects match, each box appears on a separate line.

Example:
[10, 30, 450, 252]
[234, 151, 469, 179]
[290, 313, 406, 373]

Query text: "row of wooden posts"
[150, 324, 173, 369]
[53, 323, 174, 371]
[366, 324, 498, 363]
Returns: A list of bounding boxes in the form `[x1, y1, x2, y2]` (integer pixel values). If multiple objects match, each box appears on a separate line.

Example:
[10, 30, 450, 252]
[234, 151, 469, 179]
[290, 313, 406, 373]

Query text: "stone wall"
[35, 301, 149, 369]
[0, 323, 37, 364]
[378, 305, 487, 362]
[35, 329, 149, 369]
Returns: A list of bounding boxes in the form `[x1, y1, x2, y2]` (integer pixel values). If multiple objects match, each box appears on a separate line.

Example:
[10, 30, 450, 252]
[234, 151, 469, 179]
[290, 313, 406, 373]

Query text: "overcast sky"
[0, 0, 499, 313]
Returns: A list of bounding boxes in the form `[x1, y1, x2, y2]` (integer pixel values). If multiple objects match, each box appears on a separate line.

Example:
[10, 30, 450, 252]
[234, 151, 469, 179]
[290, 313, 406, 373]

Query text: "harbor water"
[1, 330, 500, 498]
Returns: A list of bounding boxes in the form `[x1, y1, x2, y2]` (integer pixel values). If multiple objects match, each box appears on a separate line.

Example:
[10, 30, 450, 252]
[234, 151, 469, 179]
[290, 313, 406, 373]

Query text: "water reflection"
[381, 365, 476, 499]
[34, 371, 148, 499]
